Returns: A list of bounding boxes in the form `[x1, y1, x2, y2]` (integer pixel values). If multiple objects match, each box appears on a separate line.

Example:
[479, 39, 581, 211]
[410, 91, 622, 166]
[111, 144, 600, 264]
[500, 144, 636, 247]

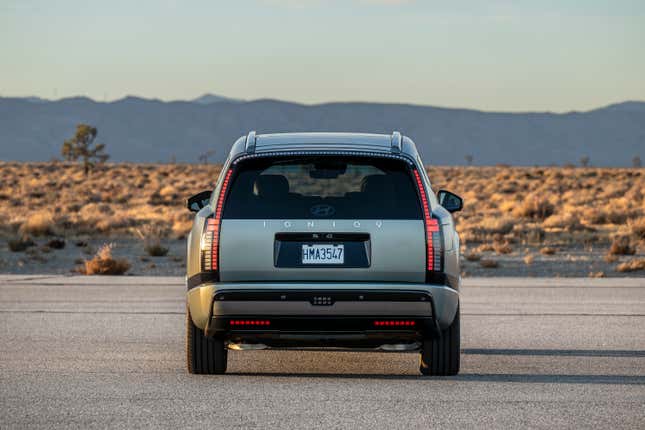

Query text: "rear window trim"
[223, 153, 423, 220]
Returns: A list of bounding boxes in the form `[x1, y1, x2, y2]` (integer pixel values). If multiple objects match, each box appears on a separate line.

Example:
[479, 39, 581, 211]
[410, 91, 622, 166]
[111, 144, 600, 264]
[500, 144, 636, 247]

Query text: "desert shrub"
[540, 247, 557, 255]
[604, 254, 618, 263]
[480, 259, 499, 268]
[476, 244, 495, 252]
[616, 259, 645, 273]
[608, 236, 636, 256]
[19, 212, 56, 236]
[523, 254, 534, 265]
[145, 243, 169, 257]
[494, 241, 513, 254]
[629, 217, 645, 240]
[543, 213, 591, 232]
[474, 217, 515, 235]
[585, 209, 629, 225]
[81, 244, 131, 275]
[464, 252, 481, 262]
[46, 238, 66, 249]
[134, 225, 170, 257]
[7, 236, 35, 252]
[513, 195, 555, 220]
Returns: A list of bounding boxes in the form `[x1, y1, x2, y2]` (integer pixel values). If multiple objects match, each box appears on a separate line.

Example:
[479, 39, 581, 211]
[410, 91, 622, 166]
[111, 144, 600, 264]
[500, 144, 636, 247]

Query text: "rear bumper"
[187, 282, 459, 337]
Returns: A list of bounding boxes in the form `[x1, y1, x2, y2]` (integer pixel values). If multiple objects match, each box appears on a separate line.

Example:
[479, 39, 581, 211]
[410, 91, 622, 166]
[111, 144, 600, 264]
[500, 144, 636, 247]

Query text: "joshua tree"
[633, 155, 642, 168]
[579, 156, 590, 167]
[61, 124, 109, 175]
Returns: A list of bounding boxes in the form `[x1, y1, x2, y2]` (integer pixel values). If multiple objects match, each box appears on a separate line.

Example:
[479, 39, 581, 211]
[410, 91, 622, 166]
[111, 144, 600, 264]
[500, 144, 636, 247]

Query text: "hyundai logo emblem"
[309, 204, 335, 217]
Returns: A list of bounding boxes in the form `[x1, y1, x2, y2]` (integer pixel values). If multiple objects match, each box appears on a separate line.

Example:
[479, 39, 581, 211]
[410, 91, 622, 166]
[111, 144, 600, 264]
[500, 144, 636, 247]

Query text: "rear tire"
[419, 306, 460, 376]
[186, 307, 227, 374]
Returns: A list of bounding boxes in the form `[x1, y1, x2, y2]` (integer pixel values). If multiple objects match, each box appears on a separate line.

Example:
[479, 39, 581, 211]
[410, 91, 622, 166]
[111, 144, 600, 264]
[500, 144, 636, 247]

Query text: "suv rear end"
[185, 132, 462, 376]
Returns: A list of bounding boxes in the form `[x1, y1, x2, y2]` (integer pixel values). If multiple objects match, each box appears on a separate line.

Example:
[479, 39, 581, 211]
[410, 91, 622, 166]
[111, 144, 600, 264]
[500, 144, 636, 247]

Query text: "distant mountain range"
[0, 94, 643, 166]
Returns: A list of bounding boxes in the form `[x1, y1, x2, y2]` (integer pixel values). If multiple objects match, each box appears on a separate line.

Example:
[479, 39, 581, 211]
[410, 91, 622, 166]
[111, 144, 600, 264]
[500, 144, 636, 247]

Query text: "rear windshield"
[222, 156, 422, 219]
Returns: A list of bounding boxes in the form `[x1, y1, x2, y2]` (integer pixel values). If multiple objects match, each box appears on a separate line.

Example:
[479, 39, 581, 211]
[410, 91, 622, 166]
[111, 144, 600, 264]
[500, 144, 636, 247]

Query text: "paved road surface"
[1, 276, 644, 429]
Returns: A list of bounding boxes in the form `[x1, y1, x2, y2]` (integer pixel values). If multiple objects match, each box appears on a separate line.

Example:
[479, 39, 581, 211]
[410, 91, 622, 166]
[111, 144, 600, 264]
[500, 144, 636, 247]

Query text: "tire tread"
[186, 307, 227, 374]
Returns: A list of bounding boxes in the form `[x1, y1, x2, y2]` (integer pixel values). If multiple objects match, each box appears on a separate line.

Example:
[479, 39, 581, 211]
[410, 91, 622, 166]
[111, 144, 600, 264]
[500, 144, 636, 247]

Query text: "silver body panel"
[219, 219, 425, 283]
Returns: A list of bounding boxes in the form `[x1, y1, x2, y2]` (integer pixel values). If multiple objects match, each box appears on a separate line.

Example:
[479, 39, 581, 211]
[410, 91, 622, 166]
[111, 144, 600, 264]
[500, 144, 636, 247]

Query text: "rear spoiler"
[243, 130, 404, 156]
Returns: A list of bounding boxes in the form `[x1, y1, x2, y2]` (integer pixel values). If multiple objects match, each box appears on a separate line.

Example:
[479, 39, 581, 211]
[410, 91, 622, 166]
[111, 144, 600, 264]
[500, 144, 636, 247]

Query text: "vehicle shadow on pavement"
[226, 372, 645, 385]
[463, 348, 645, 358]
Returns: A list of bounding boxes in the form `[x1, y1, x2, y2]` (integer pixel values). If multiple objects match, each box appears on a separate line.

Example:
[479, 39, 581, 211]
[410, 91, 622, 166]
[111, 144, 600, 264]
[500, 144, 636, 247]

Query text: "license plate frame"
[301, 244, 345, 265]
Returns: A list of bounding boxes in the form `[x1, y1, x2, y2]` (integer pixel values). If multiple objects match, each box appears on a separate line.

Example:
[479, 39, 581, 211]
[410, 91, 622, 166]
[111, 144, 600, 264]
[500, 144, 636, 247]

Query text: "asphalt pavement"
[1, 275, 644, 429]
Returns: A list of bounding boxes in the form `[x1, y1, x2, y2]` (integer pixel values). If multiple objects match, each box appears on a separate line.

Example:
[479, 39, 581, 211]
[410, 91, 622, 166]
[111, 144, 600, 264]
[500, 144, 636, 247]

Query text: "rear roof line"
[232, 149, 416, 165]
[230, 132, 420, 161]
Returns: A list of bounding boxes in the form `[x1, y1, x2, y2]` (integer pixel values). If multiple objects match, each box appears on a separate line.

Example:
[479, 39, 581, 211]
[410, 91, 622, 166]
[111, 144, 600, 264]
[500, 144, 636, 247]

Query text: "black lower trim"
[187, 271, 219, 290]
[425, 272, 447, 285]
[213, 289, 433, 304]
[202, 289, 442, 339]
[212, 315, 431, 333]
[210, 315, 435, 348]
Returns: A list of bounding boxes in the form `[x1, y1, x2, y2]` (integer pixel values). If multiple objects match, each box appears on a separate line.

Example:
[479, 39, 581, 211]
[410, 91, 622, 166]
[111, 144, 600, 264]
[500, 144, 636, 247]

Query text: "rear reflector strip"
[374, 320, 416, 327]
[230, 320, 271, 326]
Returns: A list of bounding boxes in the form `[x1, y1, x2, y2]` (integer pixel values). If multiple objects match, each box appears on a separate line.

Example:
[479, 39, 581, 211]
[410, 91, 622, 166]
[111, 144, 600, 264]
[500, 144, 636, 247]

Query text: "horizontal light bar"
[229, 320, 271, 326]
[374, 320, 416, 327]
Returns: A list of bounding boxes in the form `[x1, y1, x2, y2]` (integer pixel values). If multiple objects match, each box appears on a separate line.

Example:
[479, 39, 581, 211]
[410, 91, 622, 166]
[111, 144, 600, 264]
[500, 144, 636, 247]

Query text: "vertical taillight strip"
[202, 169, 233, 272]
[412, 169, 442, 273]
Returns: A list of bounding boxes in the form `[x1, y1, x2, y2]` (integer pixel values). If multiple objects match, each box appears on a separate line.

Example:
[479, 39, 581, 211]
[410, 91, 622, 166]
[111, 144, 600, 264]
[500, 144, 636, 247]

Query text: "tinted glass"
[223, 156, 422, 219]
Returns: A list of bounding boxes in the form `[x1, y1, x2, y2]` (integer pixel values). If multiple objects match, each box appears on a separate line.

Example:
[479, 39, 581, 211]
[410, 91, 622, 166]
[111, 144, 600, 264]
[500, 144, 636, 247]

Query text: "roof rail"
[245, 131, 257, 154]
[390, 131, 402, 153]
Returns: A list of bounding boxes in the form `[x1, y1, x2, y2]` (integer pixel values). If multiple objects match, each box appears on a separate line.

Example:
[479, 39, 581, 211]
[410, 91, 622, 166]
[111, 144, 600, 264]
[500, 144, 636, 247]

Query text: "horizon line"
[1, 93, 644, 115]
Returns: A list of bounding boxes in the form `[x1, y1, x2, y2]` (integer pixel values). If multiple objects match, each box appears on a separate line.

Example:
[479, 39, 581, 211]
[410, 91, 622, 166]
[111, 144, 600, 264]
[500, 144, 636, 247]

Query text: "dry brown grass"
[629, 217, 645, 241]
[0, 163, 643, 252]
[493, 241, 513, 255]
[134, 225, 170, 257]
[512, 194, 555, 220]
[19, 212, 56, 236]
[464, 252, 481, 262]
[540, 247, 557, 255]
[480, 259, 499, 268]
[608, 236, 636, 256]
[80, 244, 131, 275]
[616, 258, 645, 273]
[7, 236, 35, 252]
[604, 254, 619, 263]
[523, 254, 535, 265]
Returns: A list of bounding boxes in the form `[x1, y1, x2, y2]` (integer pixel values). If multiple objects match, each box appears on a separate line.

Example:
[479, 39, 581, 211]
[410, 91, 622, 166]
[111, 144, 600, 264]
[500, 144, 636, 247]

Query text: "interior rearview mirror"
[437, 190, 463, 213]
[187, 190, 212, 212]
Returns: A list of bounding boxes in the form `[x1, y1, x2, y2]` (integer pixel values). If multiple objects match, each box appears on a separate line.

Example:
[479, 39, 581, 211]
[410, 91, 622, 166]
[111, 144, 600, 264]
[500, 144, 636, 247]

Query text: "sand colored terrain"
[0, 162, 643, 276]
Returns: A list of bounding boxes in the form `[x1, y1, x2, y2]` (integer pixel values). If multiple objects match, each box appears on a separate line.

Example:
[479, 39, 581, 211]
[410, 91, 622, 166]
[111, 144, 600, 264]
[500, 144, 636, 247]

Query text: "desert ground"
[0, 162, 643, 277]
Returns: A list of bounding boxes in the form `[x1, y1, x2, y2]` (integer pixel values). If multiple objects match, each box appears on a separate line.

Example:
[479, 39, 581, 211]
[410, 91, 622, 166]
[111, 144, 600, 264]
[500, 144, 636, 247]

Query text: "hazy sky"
[1, 0, 644, 112]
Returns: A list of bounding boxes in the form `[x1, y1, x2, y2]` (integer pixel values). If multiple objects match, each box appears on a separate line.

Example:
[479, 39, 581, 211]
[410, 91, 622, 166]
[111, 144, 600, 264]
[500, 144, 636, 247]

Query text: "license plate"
[302, 244, 344, 264]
